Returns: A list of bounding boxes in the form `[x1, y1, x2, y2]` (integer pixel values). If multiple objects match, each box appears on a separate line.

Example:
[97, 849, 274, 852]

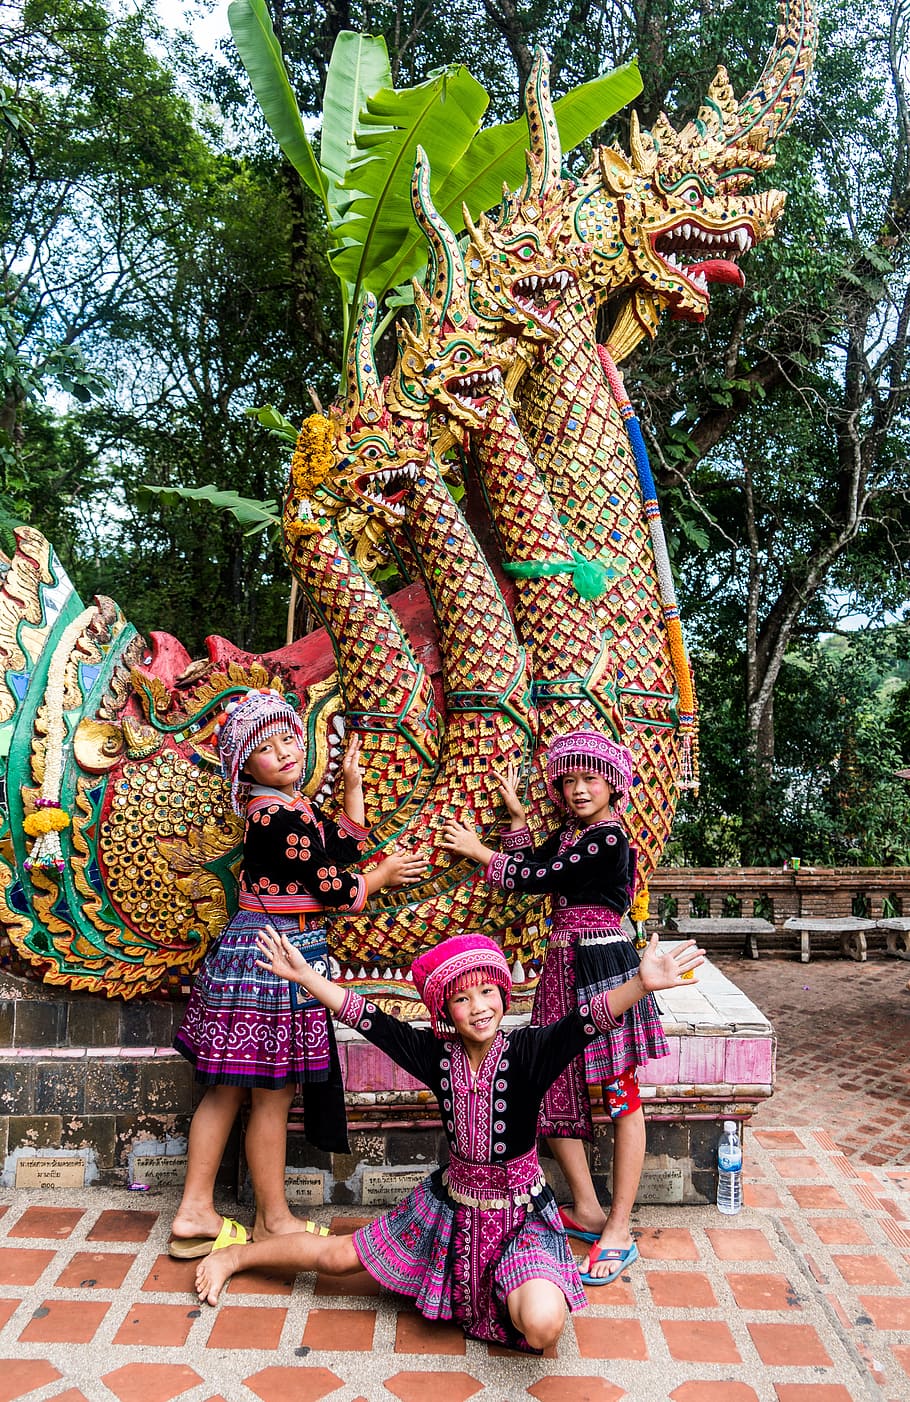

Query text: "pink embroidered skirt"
[353, 1151, 586, 1351]
[532, 905, 668, 1139]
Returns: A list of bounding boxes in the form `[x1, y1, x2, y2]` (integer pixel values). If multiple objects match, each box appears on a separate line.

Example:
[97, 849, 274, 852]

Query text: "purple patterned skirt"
[352, 1153, 586, 1351]
[174, 909, 332, 1087]
[533, 905, 668, 1139]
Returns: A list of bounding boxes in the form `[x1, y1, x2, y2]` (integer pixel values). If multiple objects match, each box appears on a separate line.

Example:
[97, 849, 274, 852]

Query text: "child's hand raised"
[256, 925, 308, 983]
[491, 763, 525, 822]
[377, 847, 429, 888]
[637, 933, 704, 993]
[342, 733, 363, 791]
[441, 818, 489, 864]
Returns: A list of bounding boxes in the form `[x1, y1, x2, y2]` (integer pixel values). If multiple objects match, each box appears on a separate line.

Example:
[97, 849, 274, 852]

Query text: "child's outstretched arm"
[256, 926, 346, 1014]
[607, 933, 704, 1020]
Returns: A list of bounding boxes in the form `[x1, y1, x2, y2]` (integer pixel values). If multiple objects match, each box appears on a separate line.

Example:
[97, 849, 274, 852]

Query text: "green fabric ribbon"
[503, 551, 612, 602]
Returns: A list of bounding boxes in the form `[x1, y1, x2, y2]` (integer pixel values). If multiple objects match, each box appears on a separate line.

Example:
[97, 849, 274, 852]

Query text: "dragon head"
[575, 0, 817, 353]
[386, 148, 511, 436]
[464, 52, 585, 348]
[281, 297, 430, 565]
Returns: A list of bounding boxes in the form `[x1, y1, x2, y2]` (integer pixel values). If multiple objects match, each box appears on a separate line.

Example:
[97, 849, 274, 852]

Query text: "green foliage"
[331, 61, 642, 303]
[675, 633, 910, 868]
[228, 1, 640, 359]
[138, 483, 280, 536]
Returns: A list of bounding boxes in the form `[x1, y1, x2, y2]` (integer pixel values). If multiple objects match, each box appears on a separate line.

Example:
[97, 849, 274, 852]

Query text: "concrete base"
[0, 954, 774, 1202]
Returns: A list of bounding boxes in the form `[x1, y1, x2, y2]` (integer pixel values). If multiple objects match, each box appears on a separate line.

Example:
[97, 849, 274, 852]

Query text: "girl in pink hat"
[169, 689, 425, 1260]
[194, 926, 702, 1351]
[442, 727, 662, 1285]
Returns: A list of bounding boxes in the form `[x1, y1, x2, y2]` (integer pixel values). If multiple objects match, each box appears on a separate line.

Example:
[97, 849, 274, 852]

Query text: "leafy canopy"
[227, 0, 641, 358]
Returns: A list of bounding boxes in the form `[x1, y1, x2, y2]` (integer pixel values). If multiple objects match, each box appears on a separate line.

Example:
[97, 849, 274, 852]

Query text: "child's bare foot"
[195, 1244, 244, 1305]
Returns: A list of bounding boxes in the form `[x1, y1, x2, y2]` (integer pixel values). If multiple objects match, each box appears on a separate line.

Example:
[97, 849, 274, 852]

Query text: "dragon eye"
[453, 347, 472, 364]
[360, 445, 382, 460]
[517, 244, 535, 259]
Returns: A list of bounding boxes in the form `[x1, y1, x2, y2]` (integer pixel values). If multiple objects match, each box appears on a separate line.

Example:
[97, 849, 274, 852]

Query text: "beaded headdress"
[411, 933, 512, 1037]
[215, 688, 307, 815]
[545, 727, 635, 811]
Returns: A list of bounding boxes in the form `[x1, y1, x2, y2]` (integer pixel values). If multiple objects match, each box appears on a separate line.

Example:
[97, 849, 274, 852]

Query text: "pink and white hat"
[215, 688, 307, 815]
[411, 934, 512, 1037]
[545, 727, 635, 810]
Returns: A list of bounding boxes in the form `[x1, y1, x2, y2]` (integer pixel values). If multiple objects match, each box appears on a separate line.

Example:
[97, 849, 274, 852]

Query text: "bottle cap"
[723, 1120, 738, 1134]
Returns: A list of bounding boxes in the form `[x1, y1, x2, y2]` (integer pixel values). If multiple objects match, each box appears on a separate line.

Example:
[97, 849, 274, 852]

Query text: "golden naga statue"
[0, 1, 816, 999]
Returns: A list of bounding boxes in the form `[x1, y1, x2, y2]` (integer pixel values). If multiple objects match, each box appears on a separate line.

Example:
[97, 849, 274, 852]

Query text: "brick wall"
[648, 866, 910, 926]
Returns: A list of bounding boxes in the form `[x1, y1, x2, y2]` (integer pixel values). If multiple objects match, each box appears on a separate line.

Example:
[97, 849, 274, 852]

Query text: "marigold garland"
[291, 415, 336, 497]
[23, 808, 71, 837]
[630, 886, 650, 923]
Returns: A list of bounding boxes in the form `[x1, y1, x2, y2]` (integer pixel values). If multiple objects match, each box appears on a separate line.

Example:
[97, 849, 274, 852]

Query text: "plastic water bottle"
[716, 1120, 743, 1215]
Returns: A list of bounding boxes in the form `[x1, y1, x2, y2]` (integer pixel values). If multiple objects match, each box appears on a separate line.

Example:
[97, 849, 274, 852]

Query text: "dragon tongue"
[686, 258, 746, 288]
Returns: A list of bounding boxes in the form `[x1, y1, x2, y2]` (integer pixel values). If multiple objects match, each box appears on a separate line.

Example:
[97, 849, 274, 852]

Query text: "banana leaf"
[332, 60, 642, 297]
[140, 483, 280, 536]
[320, 32, 392, 231]
[227, 0, 327, 204]
[330, 65, 489, 314]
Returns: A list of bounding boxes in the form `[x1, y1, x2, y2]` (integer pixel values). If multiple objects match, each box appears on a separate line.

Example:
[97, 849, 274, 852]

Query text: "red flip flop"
[557, 1207, 600, 1244]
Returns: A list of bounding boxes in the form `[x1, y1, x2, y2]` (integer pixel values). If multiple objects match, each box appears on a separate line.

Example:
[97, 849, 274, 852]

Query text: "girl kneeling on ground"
[195, 927, 703, 1352]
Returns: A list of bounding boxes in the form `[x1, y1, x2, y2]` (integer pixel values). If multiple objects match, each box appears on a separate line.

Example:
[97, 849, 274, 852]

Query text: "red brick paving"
[747, 1322, 832, 1366]
[645, 1269, 717, 1307]
[87, 1209, 159, 1241]
[17, 1296, 111, 1342]
[0, 1361, 62, 1402]
[0, 1245, 55, 1283]
[715, 954, 910, 1165]
[7, 1206, 84, 1238]
[394, 1311, 466, 1354]
[384, 1374, 483, 1402]
[661, 1318, 742, 1363]
[707, 1227, 775, 1260]
[140, 1253, 198, 1293]
[225, 1264, 295, 1296]
[111, 1301, 199, 1346]
[671, 1387, 759, 1402]
[101, 1362, 202, 1402]
[574, 1315, 648, 1359]
[527, 1382, 624, 1402]
[726, 1272, 802, 1310]
[0, 956, 907, 1397]
[635, 1226, 698, 1259]
[243, 1367, 346, 1402]
[55, 1249, 135, 1288]
[831, 1251, 901, 1285]
[300, 1305, 376, 1350]
[205, 1303, 287, 1350]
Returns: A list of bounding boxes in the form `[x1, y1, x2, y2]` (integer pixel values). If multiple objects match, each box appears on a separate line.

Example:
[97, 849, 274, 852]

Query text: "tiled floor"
[1, 953, 909, 1400]
[712, 955, 910, 1167]
[0, 1126, 908, 1400]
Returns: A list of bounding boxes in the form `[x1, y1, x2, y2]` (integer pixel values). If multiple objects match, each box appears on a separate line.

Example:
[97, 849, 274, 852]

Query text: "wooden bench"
[666, 916, 775, 961]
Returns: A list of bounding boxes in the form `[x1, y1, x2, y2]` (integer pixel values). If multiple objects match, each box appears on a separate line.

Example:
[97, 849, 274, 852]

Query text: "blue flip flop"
[579, 1241, 639, 1286]
[558, 1207, 600, 1244]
